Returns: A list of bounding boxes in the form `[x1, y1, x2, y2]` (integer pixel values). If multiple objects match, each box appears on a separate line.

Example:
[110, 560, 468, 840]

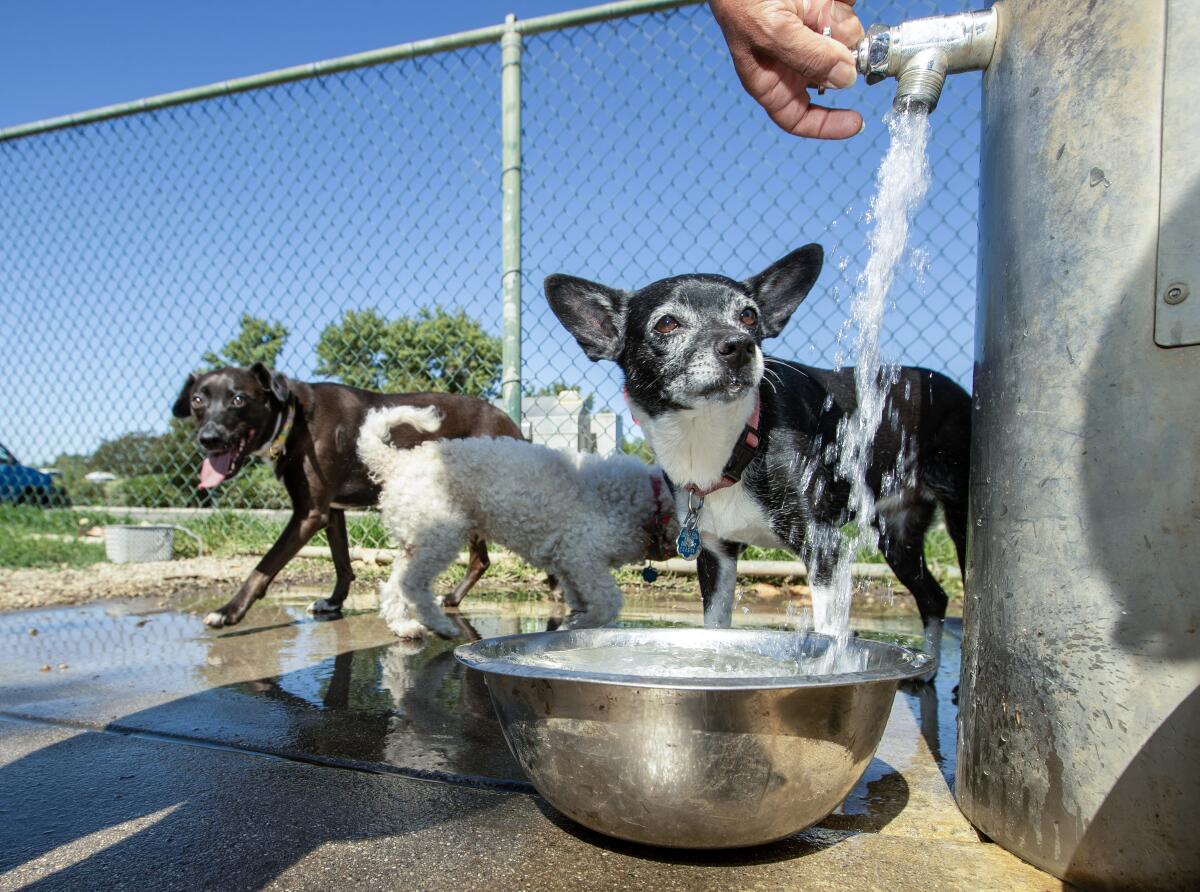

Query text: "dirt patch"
[0, 554, 941, 618]
[0, 557, 341, 612]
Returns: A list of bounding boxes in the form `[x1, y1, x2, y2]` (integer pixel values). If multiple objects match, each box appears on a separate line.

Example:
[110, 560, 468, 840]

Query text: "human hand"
[710, 0, 866, 139]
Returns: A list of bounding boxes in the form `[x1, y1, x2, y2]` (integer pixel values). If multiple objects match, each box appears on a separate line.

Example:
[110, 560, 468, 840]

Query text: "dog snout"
[714, 333, 755, 365]
[198, 426, 229, 451]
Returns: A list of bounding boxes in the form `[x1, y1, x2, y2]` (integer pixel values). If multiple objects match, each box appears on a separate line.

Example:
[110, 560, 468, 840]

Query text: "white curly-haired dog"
[358, 405, 677, 639]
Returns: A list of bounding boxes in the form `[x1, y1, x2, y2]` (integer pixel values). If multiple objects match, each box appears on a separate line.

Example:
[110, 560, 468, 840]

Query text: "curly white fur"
[359, 405, 666, 639]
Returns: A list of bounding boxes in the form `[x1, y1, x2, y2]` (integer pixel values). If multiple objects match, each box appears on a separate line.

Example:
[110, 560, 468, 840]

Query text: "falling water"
[808, 110, 932, 661]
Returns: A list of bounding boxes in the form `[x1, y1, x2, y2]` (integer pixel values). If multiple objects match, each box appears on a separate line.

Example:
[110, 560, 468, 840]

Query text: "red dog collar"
[642, 473, 676, 561]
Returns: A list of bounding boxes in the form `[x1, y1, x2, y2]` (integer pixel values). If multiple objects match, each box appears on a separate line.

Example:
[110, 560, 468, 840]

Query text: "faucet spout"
[854, 7, 999, 113]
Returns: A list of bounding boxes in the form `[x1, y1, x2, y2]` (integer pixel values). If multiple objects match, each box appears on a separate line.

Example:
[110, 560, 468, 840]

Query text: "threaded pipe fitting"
[894, 49, 948, 113]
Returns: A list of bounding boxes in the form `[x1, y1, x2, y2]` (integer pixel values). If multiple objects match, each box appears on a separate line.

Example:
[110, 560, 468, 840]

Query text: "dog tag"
[676, 489, 704, 560]
[676, 528, 701, 560]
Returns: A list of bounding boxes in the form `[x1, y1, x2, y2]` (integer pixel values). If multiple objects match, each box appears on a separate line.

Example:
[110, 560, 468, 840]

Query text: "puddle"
[0, 593, 961, 811]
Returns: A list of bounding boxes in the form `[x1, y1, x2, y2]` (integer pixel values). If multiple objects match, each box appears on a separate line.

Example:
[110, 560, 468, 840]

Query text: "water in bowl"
[508, 640, 871, 680]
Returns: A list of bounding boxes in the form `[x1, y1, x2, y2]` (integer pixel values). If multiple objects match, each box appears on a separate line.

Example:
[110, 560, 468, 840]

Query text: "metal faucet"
[854, 7, 1000, 113]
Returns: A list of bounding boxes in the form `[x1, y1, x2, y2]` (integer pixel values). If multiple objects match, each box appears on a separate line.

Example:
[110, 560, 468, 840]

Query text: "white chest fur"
[634, 393, 782, 549]
[632, 394, 754, 488]
[689, 483, 783, 549]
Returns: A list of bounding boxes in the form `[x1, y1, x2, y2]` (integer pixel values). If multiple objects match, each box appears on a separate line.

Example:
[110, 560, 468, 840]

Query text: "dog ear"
[544, 275, 628, 362]
[250, 362, 291, 404]
[172, 374, 197, 418]
[744, 243, 824, 339]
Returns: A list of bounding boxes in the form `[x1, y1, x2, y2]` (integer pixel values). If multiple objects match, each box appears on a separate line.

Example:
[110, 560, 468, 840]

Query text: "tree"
[315, 307, 502, 397]
[202, 315, 289, 371]
[148, 418, 205, 485]
[89, 432, 161, 478]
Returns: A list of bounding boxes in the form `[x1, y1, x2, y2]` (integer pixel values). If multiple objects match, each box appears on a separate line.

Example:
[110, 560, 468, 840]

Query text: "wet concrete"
[0, 592, 1063, 890]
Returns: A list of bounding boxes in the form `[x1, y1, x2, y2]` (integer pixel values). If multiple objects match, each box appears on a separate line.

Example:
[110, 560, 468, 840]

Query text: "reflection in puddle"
[1, 594, 961, 812]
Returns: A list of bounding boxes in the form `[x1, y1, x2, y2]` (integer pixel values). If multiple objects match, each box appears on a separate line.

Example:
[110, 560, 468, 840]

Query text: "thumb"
[771, 18, 857, 88]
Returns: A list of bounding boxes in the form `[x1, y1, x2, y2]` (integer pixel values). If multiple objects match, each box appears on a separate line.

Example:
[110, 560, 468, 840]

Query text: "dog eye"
[231, 394, 246, 408]
[739, 307, 758, 327]
[654, 315, 680, 335]
[190, 394, 204, 407]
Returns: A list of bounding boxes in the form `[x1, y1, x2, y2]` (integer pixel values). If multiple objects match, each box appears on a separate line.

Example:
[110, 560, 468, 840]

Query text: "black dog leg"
[878, 532, 947, 682]
[941, 497, 969, 579]
[698, 539, 742, 627]
[205, 506, 329, 628]
[308, 508, 355, 616]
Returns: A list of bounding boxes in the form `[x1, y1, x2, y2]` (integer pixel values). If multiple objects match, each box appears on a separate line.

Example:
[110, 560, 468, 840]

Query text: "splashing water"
[807, 110, 932, 662]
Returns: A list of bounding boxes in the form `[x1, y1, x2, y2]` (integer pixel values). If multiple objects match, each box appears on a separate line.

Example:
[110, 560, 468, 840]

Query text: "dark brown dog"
[172, 363, 520, 628]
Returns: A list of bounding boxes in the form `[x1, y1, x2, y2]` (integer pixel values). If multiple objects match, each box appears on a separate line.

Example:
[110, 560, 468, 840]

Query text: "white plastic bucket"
[104, 525, 174, 563]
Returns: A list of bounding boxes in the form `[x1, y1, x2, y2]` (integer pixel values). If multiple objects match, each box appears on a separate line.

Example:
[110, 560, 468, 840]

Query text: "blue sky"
[0, 1, 980, 464]
[0, 2, 588, 130]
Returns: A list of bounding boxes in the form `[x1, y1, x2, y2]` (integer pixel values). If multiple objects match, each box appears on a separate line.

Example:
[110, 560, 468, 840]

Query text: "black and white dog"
[545, 244, 970, 670]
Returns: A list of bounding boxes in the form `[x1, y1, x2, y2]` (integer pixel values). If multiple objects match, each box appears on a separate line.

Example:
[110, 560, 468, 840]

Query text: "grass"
[0, 505, 121, 568]
[163, 510, 393, 558]
[0, 505, 961, 603]
[742, 524, 960, 569]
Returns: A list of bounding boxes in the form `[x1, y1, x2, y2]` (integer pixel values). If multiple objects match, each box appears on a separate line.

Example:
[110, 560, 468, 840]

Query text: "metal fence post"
[500, 13, 523, 426]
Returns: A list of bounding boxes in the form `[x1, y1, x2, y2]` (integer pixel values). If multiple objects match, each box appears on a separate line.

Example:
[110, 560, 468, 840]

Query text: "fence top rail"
[0, 0, 700, 144]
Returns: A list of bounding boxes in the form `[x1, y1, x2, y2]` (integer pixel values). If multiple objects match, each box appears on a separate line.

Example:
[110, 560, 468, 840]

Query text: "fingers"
[783, 106, 865, 140]
[803, 1, 865, 55]
[712, 0, 866, 140]
[830, 2, 866, 47]
[773, 16, 857, 88]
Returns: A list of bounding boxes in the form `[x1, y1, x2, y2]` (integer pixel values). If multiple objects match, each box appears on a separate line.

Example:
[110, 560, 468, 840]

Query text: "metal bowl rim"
[454, 627, 933, 690]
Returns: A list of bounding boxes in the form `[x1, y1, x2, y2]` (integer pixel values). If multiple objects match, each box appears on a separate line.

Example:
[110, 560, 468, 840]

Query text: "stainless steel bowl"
[455, 627, 932, 849]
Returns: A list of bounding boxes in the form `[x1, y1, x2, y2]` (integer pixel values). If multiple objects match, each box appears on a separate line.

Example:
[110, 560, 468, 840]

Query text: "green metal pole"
[500, 14, 523, 427]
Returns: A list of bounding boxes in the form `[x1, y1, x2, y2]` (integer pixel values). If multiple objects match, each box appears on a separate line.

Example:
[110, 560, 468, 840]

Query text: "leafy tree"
[148, 418, 205, 485]
[88, 432, 161, 478]
[50, 452, 106, 505]
[315, 307, 502, 397]
[202, 315, 289, 370]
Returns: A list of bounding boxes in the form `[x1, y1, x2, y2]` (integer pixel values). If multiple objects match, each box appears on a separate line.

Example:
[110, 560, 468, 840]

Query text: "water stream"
[807, 110, 933, 661]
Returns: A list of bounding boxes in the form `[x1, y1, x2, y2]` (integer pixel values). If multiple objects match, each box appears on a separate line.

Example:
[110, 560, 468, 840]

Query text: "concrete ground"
[0, 592, 1066, 891]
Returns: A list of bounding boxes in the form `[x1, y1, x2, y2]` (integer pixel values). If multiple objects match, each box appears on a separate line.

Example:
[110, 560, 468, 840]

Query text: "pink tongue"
[198, 448, 237, 490]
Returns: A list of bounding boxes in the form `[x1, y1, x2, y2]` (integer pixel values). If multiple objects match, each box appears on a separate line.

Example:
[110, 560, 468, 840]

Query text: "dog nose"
[198, 429, 225, 450]
[715, 334, 755, 363]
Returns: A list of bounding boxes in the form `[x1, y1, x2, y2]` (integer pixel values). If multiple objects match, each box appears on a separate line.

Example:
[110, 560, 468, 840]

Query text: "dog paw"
[427, 615, 461, 640]
[307, 598, 342, 615]
[388, 619, 428, 640]
[559, 611, 604, 631]
[204, 611, 231, 629]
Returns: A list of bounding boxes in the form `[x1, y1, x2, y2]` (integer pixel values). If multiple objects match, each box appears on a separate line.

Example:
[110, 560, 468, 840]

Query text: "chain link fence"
[0, 0, 979, 554]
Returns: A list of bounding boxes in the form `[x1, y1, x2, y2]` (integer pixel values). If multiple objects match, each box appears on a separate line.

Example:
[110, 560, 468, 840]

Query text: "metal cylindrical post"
[500, 15, 523, 425]
[959, 1, 1200, 888]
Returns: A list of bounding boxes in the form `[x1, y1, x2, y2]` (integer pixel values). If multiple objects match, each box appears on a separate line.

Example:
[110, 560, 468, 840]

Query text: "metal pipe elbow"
[854, 8, 1000, 113]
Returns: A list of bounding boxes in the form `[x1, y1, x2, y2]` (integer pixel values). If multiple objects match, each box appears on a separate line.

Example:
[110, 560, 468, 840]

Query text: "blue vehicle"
[0, 442, 62, 506]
